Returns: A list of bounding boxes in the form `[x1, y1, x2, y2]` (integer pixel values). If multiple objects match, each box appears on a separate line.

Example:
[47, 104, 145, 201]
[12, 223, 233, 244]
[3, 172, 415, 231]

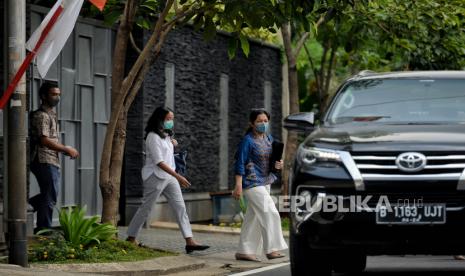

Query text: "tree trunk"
[101, 112, 127, 226]
[100, 0, 138, 225]
[281, 23, 300, 196]
[100, 0, 177, 224]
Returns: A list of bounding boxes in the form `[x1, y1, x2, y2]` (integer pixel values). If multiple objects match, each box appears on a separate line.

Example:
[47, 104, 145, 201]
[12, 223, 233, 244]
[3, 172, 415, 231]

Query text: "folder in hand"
[270, 140, 284, 173]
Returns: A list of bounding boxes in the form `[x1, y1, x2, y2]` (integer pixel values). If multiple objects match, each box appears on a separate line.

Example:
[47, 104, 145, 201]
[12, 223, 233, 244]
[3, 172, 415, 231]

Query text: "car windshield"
[327, 78, 465, 125]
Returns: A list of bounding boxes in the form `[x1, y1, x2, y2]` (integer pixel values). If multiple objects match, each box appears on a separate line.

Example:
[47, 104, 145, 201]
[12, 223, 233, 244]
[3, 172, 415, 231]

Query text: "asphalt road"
[232, 255, 465, 276]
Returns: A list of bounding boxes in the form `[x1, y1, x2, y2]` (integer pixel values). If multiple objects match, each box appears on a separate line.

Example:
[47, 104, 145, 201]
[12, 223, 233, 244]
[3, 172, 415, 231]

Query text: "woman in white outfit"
[232, 109, 288, 262]
[126, 106, 209, 254]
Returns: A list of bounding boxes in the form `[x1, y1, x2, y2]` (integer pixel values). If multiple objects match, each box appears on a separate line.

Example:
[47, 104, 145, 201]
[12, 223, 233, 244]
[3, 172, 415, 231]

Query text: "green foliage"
[91, 0, 295, 59]
[29, 234, 174, 263]
[39, 206, 117, 248]
[319, 0, 465, 71]
[294, 0, 465, 111]
[59, 206, 117, 247]
[360, 0, 465, 70]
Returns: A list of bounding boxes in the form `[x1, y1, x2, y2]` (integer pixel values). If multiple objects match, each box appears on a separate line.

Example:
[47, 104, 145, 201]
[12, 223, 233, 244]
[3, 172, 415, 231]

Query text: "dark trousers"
[29, 161, 60, 230]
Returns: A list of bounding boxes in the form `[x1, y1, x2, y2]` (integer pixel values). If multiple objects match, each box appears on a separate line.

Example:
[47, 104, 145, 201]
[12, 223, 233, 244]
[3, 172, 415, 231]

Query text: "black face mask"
[48, 97, 60, 107]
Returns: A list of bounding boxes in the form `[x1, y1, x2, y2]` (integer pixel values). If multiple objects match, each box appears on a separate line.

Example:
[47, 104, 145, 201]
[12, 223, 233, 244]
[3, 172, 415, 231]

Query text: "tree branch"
[324, 43, 337, 98]
[123, 22, 176, 113]
[319, 39, 329, 96]
[101, 0, 175, 183]
[316, 8, 336, 28]
[162, 3, 199, 29]
[129, 32, 142, 54]
[304, 43, 322, 106]
[294, 32, 310, 58]
[294, 8, 337, 60]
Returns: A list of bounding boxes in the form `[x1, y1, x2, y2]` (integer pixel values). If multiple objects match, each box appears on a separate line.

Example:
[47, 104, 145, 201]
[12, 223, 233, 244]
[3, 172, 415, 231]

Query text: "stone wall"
[124, 26, 282, 205]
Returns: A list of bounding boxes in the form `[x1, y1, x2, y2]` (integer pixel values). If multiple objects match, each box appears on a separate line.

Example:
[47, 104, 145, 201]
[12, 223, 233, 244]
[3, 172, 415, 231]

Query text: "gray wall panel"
[80, 87, 95, 168]
[79, 170, 95, 215]
[77, 36, 92, 85]
[94, 28, 108, 75]
[61, 122, 77, 205]
[94, 76, 108, 122]
[62, 30, 75, 70]
[60, 68, 76, 120]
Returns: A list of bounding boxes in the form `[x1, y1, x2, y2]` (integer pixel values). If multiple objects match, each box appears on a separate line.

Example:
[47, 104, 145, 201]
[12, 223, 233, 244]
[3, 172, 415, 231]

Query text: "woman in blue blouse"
[233, 109, 288, 262]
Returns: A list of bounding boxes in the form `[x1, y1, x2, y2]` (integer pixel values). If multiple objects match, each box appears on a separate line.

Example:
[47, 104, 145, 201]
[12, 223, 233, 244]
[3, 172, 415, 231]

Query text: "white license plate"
[376, 203, 446, 224]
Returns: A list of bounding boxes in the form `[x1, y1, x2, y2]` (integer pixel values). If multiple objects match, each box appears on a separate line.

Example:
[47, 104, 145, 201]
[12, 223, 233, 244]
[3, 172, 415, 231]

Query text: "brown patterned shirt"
[31, 105, 60, 167]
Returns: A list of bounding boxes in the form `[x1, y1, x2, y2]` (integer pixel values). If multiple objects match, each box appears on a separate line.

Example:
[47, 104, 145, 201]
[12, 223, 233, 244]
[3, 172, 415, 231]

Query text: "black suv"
[284, 71, 465, 275]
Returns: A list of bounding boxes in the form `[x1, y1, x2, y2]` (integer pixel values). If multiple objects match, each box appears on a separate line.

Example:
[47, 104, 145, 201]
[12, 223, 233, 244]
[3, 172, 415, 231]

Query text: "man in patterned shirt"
[29, 82, 79, 232]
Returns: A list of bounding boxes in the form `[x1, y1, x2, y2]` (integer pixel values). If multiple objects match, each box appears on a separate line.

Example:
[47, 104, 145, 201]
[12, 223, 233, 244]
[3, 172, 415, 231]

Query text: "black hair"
[39, 81, 59, 101]
[245, 108, 271, 134]
[145, 106, 173, 139]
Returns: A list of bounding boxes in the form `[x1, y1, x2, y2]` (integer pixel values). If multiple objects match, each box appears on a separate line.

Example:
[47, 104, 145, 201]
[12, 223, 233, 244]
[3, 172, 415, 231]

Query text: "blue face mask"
[164, 120, 174, 130]
[255, 122, 269, 133]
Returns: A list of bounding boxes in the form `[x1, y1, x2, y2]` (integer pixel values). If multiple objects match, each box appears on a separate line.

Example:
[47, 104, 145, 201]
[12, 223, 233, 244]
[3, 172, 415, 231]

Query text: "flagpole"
[0, 4, 64, 109]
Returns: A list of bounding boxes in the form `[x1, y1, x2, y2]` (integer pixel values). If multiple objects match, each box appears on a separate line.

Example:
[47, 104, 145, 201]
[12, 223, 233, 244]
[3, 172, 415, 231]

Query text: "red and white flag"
[26, 0, 85, 78]
[0, 0, 107, 108]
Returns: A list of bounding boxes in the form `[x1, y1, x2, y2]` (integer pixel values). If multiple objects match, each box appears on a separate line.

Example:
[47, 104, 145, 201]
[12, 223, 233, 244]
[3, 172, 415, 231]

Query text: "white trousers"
[127, 174, 193, 239]
[237, 185, 288, 255]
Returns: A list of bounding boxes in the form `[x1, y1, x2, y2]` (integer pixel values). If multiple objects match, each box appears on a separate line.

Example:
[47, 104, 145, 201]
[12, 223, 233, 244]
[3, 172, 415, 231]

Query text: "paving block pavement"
[0, 225, 288, 276]
[118, 225, 290, 275]
[0, 263, 102, 276]
[31, 255, 205, 275]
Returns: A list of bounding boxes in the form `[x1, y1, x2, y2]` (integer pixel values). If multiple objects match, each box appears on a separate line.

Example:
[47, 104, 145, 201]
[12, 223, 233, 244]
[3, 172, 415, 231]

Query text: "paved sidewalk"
[0, 225, 288, 276]
[0, 254, 204, 276]
[119, 225, 290, 275]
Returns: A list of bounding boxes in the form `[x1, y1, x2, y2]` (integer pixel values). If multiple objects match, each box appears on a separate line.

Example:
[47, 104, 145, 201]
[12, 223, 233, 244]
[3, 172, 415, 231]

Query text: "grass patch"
[29, 234, 175, 264]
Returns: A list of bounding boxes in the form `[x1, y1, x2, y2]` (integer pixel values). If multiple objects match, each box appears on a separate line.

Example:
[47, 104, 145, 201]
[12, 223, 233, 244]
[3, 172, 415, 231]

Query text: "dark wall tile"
[125, 26, 282, 196]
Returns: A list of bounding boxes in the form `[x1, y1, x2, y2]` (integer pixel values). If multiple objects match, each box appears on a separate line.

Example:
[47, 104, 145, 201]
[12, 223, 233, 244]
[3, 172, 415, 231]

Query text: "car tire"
[290, 223, 331, 276]
[332, 251, 367, 273]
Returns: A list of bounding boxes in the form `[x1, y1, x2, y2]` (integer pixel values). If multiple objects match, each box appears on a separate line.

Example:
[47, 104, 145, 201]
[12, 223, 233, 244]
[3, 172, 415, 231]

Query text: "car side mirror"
[284, 112, 315, 132]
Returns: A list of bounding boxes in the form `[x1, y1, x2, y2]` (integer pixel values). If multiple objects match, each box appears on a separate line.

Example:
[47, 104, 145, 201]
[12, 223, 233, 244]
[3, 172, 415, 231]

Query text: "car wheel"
[290, 224, 331, 276]
[332, 251, 367, 273]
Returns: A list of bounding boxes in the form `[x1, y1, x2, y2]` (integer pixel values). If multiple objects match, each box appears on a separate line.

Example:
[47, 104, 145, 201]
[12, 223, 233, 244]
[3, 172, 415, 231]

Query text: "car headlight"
[297, 146, 341, 166]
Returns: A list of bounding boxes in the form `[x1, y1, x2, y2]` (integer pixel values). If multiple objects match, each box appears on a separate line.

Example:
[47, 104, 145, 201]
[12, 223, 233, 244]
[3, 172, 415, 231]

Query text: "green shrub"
[38, 205, 117, 248]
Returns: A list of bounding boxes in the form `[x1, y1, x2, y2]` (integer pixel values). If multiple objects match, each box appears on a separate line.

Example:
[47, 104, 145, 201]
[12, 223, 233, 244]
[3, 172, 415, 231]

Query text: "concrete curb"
[150, 221, 290, 238]
[30, 255, 205, 276]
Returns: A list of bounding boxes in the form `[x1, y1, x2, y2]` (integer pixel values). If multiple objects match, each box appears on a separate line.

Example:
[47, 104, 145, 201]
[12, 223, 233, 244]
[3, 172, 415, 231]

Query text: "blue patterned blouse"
[234, 132, 277, 189]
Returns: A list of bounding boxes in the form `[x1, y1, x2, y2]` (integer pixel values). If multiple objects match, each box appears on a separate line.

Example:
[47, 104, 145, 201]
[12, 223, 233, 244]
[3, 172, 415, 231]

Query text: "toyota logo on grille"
[396, 152, 427, 172]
